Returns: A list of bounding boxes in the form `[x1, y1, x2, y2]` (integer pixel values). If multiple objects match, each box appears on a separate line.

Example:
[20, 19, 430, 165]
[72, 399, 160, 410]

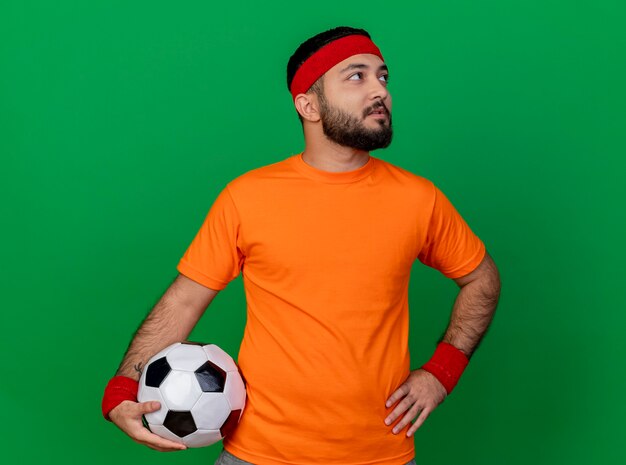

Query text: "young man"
[102, 26, 501, 465]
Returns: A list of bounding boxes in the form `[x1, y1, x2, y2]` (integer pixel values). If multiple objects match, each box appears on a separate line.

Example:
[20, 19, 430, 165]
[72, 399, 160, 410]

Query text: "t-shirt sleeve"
[417, 183, 486, 279]
[176, 184, 245, 291]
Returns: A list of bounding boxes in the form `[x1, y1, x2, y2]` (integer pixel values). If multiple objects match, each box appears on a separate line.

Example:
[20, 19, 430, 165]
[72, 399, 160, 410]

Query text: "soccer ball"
[138, 341, 246, 448]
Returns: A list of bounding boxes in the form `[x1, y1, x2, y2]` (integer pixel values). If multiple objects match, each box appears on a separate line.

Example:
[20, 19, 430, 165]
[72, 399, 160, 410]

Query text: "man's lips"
[367, 109, 388, 118]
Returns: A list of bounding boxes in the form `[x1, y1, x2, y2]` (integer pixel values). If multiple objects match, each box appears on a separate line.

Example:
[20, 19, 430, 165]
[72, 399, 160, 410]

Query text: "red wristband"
[421, 342, 469, 394]
[102, 375, 139, 421]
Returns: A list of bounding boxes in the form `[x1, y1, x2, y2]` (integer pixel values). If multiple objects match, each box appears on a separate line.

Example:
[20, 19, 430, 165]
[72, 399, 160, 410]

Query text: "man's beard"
[318, 92, 393, 152]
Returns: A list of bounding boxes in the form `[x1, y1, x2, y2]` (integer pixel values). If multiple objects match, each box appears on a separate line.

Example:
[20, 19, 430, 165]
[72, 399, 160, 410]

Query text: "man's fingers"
[109, 400, 185, 452]
[383, 370, 445, 437]
[384, 396, 414, 426]
[127, 415, 186, 451]
[385, 384, 408, 408]
[406, 408, 431, 437]
[132, 438, 169, 453]
[390, 402, 422, 434]
[132, 427, 187, 451]
[136, 400, 162, 415]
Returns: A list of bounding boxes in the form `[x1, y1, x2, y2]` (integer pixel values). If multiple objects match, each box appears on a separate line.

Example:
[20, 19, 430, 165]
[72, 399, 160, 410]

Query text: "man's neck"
[301, 138, 370, 173]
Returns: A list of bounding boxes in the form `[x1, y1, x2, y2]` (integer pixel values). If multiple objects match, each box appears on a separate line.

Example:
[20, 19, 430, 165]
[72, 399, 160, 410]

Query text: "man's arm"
[384, 251, 501, 437]
[115, 273, 219, 380]
[443, 250, 501, 358]
[107, 273, 219, 452]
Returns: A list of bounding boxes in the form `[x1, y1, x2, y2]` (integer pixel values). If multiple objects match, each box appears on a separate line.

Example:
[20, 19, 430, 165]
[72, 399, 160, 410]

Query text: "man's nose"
[367, 76, 390, 101]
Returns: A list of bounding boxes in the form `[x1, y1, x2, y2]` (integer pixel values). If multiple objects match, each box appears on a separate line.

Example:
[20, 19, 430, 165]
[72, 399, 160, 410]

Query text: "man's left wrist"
[420, 342, 469, 394]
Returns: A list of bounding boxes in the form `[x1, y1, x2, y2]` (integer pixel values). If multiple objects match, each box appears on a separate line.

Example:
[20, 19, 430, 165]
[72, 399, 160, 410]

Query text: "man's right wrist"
[102, 375, 139, 421]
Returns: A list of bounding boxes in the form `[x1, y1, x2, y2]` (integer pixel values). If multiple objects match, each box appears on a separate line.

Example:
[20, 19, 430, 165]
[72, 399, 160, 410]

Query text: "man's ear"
[294, 93, 321, 123]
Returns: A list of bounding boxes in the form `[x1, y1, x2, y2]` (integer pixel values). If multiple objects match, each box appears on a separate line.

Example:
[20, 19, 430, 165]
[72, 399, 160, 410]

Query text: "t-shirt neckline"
[290, 152, 377, 184]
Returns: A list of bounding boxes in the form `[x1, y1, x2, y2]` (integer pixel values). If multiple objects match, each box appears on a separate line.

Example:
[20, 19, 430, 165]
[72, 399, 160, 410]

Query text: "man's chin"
[348, 139, 393, 151]
[366, 123, 392, 136]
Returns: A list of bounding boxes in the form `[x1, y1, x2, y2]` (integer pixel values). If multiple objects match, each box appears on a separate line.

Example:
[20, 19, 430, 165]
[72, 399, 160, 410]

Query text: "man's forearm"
[440, 274, 501, 359]
[115, 285, 204, 380]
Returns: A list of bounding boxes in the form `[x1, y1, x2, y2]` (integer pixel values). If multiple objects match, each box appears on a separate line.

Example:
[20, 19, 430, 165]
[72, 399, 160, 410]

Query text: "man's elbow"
[453, 250, 501, 296]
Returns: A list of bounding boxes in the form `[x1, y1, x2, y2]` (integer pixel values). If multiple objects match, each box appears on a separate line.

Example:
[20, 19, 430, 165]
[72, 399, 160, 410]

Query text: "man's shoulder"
[374, 156, 435, 192]
[226, 154, 296, 190]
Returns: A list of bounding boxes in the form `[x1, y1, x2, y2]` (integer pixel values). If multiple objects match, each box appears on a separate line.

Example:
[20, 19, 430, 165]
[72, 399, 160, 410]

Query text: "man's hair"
[287, 26, 372, 124]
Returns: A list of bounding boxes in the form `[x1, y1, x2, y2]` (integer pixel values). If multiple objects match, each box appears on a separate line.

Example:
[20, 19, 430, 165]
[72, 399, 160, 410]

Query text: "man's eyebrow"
[339, 63, 389, 74]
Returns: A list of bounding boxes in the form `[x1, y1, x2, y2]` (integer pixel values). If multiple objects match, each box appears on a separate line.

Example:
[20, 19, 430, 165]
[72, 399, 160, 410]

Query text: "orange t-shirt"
[177, 153, 485, 465]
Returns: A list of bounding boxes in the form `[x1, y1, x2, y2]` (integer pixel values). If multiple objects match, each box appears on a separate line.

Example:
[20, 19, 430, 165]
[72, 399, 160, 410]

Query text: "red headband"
[290, 34, 384, 101]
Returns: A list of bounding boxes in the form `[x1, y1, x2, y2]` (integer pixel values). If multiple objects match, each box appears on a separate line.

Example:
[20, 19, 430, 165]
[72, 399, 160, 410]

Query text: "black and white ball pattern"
[138, 341, 246, 448]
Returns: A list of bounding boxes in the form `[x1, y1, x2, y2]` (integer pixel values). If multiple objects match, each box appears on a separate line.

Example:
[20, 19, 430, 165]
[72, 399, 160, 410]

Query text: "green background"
[2, 0, 624, 463]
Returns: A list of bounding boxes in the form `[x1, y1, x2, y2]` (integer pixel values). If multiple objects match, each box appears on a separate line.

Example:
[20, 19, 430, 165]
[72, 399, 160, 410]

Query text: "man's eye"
[348, 72, 363, 80]
[379, 74, 390, 83]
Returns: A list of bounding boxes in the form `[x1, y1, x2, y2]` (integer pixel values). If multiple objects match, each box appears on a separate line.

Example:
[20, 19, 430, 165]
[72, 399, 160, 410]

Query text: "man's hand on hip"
[384, 369, 448, 437]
